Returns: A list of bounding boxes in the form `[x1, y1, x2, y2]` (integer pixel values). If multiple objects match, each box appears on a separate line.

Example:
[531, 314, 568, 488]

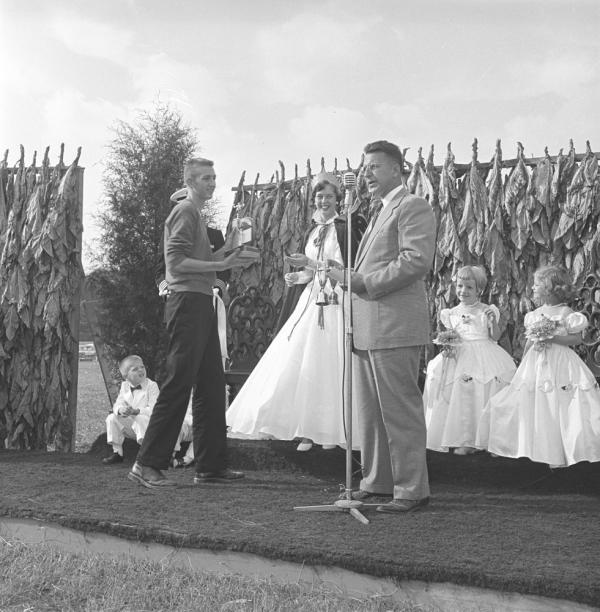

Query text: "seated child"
[102, 355, 160, 464]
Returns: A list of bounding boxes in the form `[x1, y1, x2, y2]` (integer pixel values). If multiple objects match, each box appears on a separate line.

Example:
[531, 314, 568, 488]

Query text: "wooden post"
[62, 166, 85, 452]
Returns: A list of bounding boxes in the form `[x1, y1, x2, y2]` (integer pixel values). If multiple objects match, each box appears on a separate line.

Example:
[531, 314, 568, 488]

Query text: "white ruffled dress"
[423, 303, 517, 451]
[226, 218, 358, 447]
[476, 306, 600, 466]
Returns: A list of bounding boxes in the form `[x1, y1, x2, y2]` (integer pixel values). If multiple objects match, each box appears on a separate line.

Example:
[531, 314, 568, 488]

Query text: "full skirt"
[476, 344, 600, 466]
[226, 281, 357, 447]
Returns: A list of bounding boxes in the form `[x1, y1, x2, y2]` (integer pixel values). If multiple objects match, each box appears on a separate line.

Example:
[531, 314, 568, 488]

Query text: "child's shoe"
[296, 439, 313, 451]
[102, 452, 123, 465]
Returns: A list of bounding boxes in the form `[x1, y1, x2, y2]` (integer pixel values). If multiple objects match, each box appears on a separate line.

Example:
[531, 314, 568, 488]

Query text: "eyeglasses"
[360, 163, 384, 174]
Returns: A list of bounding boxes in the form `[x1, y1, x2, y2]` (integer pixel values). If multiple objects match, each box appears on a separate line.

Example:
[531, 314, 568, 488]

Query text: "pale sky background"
[1, 0, 599, 271]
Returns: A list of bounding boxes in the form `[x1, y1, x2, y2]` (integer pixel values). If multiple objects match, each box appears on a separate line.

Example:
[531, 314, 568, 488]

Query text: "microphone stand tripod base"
[293, 498, 370, 525]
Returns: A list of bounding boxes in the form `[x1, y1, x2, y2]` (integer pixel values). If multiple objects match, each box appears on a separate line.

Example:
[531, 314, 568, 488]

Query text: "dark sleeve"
[207, 227, 231, 289]
[274, 224, 314, 333]
[335, 214, 366, 267]
[154, 253, 166, 288]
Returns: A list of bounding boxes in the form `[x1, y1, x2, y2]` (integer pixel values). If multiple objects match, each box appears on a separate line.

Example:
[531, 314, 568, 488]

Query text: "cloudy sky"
[1, 0, 598, 269]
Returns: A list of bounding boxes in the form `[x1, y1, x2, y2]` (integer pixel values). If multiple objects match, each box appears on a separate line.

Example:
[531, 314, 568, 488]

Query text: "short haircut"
[312, 179, 342, 203]
[457, 265, 487, 293]
[363, 140, 404, 169]
[183, 157, 214, 185]
[119, 354, 144, 377]
[534, 265, 574, 303]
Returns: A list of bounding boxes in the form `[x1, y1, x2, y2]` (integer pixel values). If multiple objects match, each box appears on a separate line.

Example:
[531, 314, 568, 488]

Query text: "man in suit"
[328, 140, 436, 513]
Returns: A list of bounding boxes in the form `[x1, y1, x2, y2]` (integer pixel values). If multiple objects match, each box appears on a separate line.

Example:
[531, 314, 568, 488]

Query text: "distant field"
[76, 360, 112, 452]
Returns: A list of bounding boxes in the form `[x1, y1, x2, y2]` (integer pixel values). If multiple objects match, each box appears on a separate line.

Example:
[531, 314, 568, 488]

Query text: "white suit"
[105, 378, 160, 454]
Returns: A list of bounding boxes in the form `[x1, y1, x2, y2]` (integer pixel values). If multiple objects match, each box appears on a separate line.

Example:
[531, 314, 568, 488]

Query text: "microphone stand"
[294, 173, 369, 525]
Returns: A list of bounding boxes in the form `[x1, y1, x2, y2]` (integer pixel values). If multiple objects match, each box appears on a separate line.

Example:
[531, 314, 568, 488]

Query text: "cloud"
[256, 12, 379, 104]
[375, 103, 428, 132]
[50, 13, 134, 65]
[131, 53, 232, 113]
[289, 105, 374, 166]
[509, 56, 597, 98]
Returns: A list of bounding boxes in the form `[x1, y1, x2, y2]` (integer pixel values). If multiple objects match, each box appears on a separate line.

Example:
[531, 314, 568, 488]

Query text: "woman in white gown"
[476, 265, 600, 467]
[226, 173, 364, 451]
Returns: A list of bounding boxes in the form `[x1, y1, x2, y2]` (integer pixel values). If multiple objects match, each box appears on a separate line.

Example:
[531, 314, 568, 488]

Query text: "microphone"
[342, 172, 356, 213]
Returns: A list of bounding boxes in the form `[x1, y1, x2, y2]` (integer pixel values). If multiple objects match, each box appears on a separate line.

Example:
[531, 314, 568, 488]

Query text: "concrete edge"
[1, 517, 596, 612]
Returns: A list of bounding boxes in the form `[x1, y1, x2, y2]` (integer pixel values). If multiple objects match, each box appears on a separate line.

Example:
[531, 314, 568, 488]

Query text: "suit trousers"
[106, 413, 150, 451]
[353, 346, 430, 500]
[137, 292, 226, 472]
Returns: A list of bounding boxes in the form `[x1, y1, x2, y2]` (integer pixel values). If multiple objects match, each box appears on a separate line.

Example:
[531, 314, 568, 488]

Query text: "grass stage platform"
[0, 439, 599, 610]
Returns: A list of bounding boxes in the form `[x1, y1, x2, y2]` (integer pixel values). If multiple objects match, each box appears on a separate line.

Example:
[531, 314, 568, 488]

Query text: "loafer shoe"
[102, 452, 123, 465]
[339, 489, 392, 501]
[127, 462, 176, 489]
[321, 445, 337, 450]
[376, 497, 430, 514]
[193, 469, 245, 483]
[296, 441, 313, 452]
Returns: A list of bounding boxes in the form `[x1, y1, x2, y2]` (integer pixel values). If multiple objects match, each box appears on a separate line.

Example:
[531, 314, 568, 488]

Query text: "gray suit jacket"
[352, 187, 436, 350]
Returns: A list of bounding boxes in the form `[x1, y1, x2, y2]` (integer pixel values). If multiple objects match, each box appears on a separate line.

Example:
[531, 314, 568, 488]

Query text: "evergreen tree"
[91, 103, 215, 381]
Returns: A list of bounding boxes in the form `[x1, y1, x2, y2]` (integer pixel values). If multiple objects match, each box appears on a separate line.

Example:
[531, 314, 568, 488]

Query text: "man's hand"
[119, 406, 133, 417]
[326, 268, 366, 293]
[223, 248, 260, 270]
[222, 226, 241, 254]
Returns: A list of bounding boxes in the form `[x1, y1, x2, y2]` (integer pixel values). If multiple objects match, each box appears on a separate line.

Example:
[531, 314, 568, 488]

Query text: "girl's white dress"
[423, 303, 516, 451]
[226, 218, 357, 447]
[476, 306, 600, 466]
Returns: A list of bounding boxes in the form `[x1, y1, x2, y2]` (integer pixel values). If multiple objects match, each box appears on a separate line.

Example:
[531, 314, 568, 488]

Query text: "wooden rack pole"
[231, 151, 600, 192]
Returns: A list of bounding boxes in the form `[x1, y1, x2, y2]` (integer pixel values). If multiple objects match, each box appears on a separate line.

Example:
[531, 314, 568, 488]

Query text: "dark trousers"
[137, 292, 226, 472]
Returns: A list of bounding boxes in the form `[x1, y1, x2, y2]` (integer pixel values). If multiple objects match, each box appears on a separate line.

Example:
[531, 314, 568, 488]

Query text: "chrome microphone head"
[342, 171, 356, 189]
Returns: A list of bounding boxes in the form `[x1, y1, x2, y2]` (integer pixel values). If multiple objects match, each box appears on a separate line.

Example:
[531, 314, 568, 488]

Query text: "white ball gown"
[226, 218, 358, 447]
[477, 306, 600, 467]
[423, 303, 516, 451]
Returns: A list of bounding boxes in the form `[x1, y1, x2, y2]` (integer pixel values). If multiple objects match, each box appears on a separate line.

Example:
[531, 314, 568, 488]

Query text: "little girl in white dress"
[477, 265, 600, 467]
[423, 266, 516, 454]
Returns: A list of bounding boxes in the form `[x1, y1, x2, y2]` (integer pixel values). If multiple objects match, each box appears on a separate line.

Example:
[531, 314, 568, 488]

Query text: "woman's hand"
[285, 253, 309, 268]
[284, 272, 300, 286]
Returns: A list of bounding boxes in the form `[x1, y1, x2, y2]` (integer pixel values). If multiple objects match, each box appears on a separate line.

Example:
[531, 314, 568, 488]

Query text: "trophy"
[225, 201, 259, 256]
[315, 261, 329, 306]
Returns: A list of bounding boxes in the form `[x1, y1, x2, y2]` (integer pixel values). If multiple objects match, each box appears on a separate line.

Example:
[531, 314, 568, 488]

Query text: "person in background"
[102, 355, 159, 465]
[423, 265, 516, 455]
[128, 157, 258, 488]
[226, 173, 364, 451]
[327, 140, 436, 514]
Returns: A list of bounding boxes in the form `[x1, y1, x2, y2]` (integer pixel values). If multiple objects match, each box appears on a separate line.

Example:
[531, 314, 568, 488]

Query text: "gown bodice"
[440, 304, 499, 342]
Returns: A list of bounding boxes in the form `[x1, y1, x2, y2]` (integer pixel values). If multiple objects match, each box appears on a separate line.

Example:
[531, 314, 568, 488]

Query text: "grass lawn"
[75, 359, 113, 452]
[1, 359, 598, 610]
[1, 537, 422, 612]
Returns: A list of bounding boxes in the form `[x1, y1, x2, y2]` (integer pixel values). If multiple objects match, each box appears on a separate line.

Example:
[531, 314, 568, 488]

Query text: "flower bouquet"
[525, 315, 559, 351]
[433, 328, 462, 358]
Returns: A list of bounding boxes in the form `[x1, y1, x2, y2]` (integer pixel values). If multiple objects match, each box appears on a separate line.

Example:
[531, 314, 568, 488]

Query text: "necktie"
[130, 384, 142, 393]
[368, 198, 383, 224]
